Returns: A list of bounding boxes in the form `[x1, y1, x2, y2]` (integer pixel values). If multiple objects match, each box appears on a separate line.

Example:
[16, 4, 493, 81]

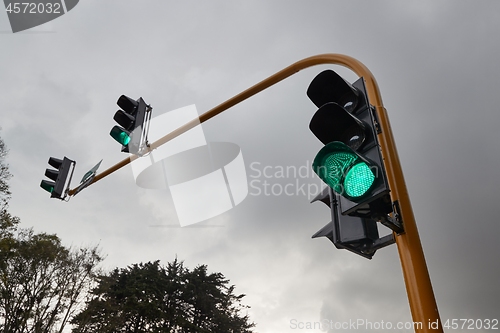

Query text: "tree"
[0, 131, 19, 235]
[0, 132, 104, 333]
[71, 259, 256, 333]
[0, 230, 103, 332]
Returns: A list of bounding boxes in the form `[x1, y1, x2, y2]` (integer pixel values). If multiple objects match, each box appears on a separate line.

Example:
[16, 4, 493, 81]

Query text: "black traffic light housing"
[40, 156, 75, 200]
[308, 70, 392, 220]
[110, 95, 150, 154]
[308, 70, 403, 258]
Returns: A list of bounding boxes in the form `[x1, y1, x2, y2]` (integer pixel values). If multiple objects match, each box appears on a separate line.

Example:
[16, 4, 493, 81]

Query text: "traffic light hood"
[117, 95, 139, 114]
[309, 103, 366, 149]
[307, 69, 359, 112]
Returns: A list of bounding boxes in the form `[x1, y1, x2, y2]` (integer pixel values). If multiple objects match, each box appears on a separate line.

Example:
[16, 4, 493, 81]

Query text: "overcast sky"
[1, 1, 500, 332]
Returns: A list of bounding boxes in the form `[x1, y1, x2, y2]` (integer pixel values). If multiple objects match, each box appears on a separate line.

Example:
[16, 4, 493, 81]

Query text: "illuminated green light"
[40, 180, 55, 193]
[110, 126, 131, 146]
[321, 152, 357, 193]
[313, 141, 376, 200]
[120, 133, 131, 145]
[344, 162, 375, 198]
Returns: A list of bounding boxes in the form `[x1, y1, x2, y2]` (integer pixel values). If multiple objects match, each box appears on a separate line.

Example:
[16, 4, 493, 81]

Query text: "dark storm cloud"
[1, 1, 499, 332]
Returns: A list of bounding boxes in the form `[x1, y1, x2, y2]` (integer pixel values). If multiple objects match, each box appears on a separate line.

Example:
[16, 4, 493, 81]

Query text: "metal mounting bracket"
[376, 200, 404, 234]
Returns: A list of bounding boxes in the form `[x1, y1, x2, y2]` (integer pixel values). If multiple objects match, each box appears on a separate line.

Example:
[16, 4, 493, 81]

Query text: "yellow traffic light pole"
[69, 54, 442, 332]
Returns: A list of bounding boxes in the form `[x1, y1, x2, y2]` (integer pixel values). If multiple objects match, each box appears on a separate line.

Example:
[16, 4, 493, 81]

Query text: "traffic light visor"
[117, 95, 138, 114]
[110, 126, 131, 146]
[309, 103, 366, 149]
[307, 69, 359, 112]
[48, 157, 63, 169]
[45, 169, 59, 182]
[313, 142, 376, 200]
[113, 110, 135, 130]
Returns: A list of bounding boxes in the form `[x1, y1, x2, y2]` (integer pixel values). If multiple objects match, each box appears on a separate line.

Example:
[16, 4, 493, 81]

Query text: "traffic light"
[110, 95, 149, 154]
[308, 70, 402, 258]
[308, 69, 394, 222]
[40, 156, 75, 199]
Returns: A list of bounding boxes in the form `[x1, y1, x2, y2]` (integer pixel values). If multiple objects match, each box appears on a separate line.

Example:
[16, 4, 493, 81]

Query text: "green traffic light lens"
[110, 126, 131, 146]
[120, 133, 131, 145]
[313, 141, 376, 200]
[322, 152, 357, 193]
[40, 180, 55, 193]
[344, 162, 375, 198]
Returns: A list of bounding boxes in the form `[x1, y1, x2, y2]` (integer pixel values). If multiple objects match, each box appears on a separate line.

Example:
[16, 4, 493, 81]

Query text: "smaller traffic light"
[110, 95, 150, 154]
[40, 156, 75, 199]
